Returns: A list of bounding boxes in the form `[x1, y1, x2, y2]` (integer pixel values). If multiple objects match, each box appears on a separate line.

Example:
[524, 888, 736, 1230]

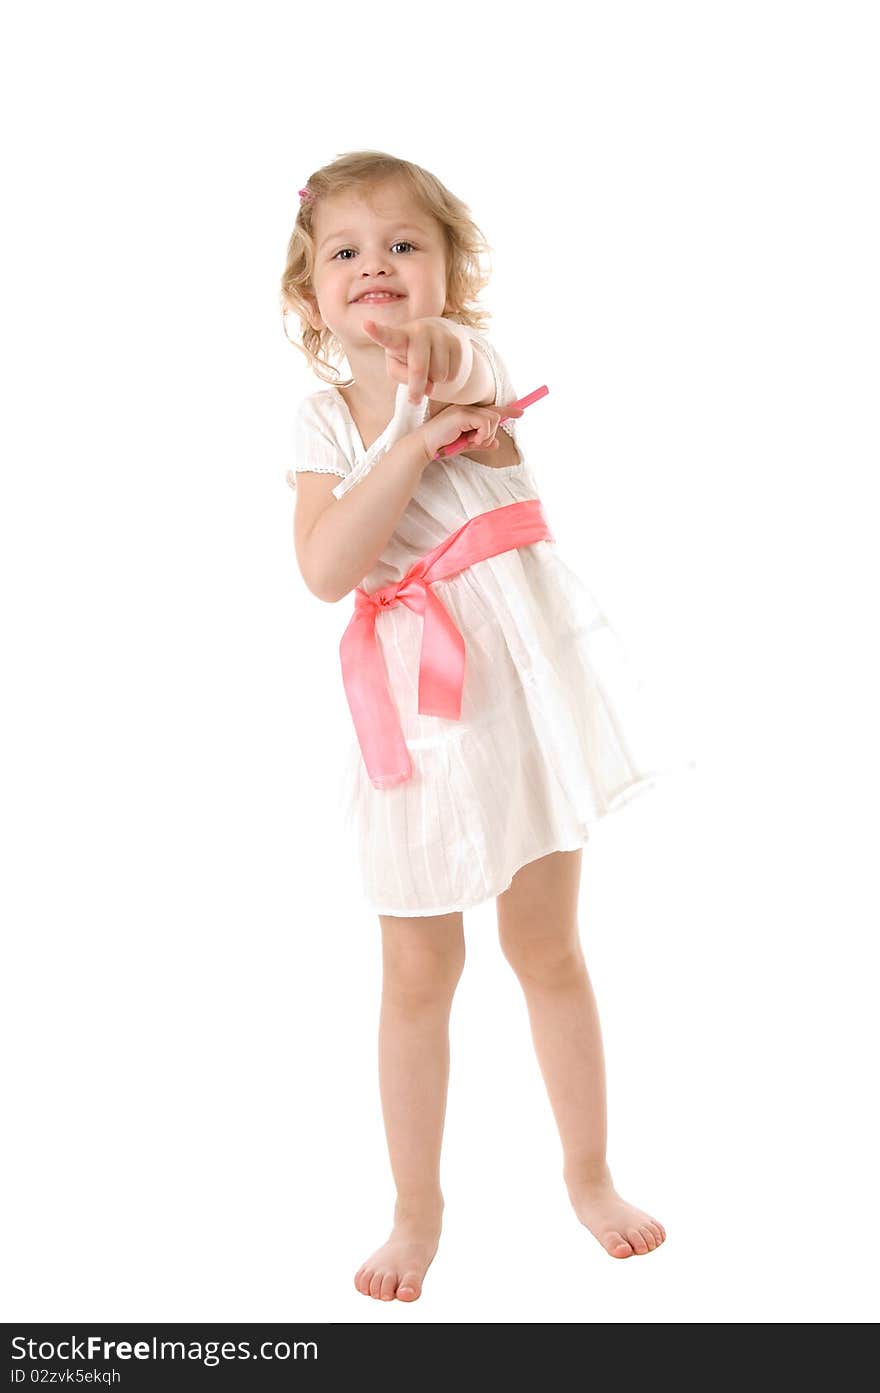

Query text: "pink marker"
[431, 385, 549, 460]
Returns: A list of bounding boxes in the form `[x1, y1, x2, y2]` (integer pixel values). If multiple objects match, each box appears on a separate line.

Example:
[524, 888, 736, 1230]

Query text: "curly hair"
[280, 150, 494, 386]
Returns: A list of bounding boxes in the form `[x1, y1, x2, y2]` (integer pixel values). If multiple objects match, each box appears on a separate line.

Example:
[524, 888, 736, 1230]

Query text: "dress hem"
[361, 759, 695, 918]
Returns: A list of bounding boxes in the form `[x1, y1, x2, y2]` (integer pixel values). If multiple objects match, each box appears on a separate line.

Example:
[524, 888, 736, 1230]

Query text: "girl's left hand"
[361, 316, 469, 405]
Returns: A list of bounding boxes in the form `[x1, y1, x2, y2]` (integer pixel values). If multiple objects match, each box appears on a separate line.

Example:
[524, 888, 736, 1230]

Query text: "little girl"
[281, 151, 685, 1303]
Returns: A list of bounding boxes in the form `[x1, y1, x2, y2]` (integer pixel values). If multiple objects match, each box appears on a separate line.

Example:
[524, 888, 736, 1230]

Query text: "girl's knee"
[499, 933, 584, 989]
[380, 915, 466, 1008]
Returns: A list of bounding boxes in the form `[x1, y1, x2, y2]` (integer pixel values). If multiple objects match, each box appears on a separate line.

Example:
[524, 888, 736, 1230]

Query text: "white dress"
[287, 329, 693, 917]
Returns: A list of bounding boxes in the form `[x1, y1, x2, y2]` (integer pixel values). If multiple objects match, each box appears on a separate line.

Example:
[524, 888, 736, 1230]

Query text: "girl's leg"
[354, 909, 465, 1302]
[496, 848, 666, 1259]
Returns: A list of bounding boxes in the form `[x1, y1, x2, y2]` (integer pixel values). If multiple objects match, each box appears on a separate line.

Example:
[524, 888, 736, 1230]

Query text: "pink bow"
[339, 499, 554, 789]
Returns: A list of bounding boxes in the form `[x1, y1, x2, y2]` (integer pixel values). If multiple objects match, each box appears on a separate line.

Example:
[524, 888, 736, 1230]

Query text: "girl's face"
[306, 181, 449, 349]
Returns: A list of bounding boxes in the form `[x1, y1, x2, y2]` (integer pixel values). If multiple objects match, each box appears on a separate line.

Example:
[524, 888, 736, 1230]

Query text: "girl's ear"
[302, 293, 325, 334]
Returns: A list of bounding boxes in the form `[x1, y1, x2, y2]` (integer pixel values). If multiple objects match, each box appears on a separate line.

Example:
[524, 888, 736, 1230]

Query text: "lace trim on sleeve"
[286, 465, 348, 491]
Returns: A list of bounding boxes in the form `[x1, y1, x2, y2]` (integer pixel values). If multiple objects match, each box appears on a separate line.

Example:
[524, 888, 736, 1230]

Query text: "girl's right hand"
[416, 402, 524, 467]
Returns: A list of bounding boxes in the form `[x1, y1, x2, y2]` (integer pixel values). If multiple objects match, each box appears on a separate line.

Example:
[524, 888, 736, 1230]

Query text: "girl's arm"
[362, 317, 497, 407]
[435, 323, 496, 406]
[294, 431, 430, 604]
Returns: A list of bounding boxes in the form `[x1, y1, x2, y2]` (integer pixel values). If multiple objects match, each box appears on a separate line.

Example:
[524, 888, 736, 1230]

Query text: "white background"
[3, 0, 878, 1325]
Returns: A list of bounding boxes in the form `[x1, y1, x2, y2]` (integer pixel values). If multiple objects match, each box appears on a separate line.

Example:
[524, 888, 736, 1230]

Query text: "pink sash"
[339, 499, 555, 789]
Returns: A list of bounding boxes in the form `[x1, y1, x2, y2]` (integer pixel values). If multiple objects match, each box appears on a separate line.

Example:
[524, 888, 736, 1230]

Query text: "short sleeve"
[462, 330, 519, 442]
[285, 393, 352, 492]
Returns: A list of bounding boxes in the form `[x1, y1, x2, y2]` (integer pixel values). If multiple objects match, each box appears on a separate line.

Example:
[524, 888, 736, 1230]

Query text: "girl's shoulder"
[295, 385, 344, 429]
[293, 384, 354, 454]
[286, 387, 354, 493]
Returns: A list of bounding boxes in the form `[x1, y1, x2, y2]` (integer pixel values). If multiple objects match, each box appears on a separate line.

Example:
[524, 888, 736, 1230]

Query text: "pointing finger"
[363, 318, 406, 345]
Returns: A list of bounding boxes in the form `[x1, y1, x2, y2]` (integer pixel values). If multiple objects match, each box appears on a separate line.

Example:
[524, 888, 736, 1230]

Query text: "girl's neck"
[339, 380, 397, 426]
[338, 343, 399, 423]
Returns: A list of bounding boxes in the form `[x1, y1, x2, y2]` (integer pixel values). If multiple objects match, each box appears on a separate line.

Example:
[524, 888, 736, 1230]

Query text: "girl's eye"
[332, 240, 416, 260]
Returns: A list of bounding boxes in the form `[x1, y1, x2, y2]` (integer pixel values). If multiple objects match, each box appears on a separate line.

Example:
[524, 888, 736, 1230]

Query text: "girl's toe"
[398, 1272, 421, 1300]
[627, 1228, 649, 1255]
[379, 1272, 398, 1301]
[639, 1226, 657, 1251]
[605, 1230, 633, 1258]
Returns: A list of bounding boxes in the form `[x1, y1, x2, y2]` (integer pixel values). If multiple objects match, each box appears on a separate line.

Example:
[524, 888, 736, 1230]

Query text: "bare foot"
[354, 1207, 443, 1302]
[565, 1165, 666, 1259]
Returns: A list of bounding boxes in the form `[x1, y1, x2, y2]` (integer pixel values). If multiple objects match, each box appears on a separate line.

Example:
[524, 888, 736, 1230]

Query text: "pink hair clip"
[298, 186, 314, 205]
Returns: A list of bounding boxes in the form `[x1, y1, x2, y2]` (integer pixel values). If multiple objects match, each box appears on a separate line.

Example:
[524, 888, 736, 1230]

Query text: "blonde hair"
[280, 150, 494, 386]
